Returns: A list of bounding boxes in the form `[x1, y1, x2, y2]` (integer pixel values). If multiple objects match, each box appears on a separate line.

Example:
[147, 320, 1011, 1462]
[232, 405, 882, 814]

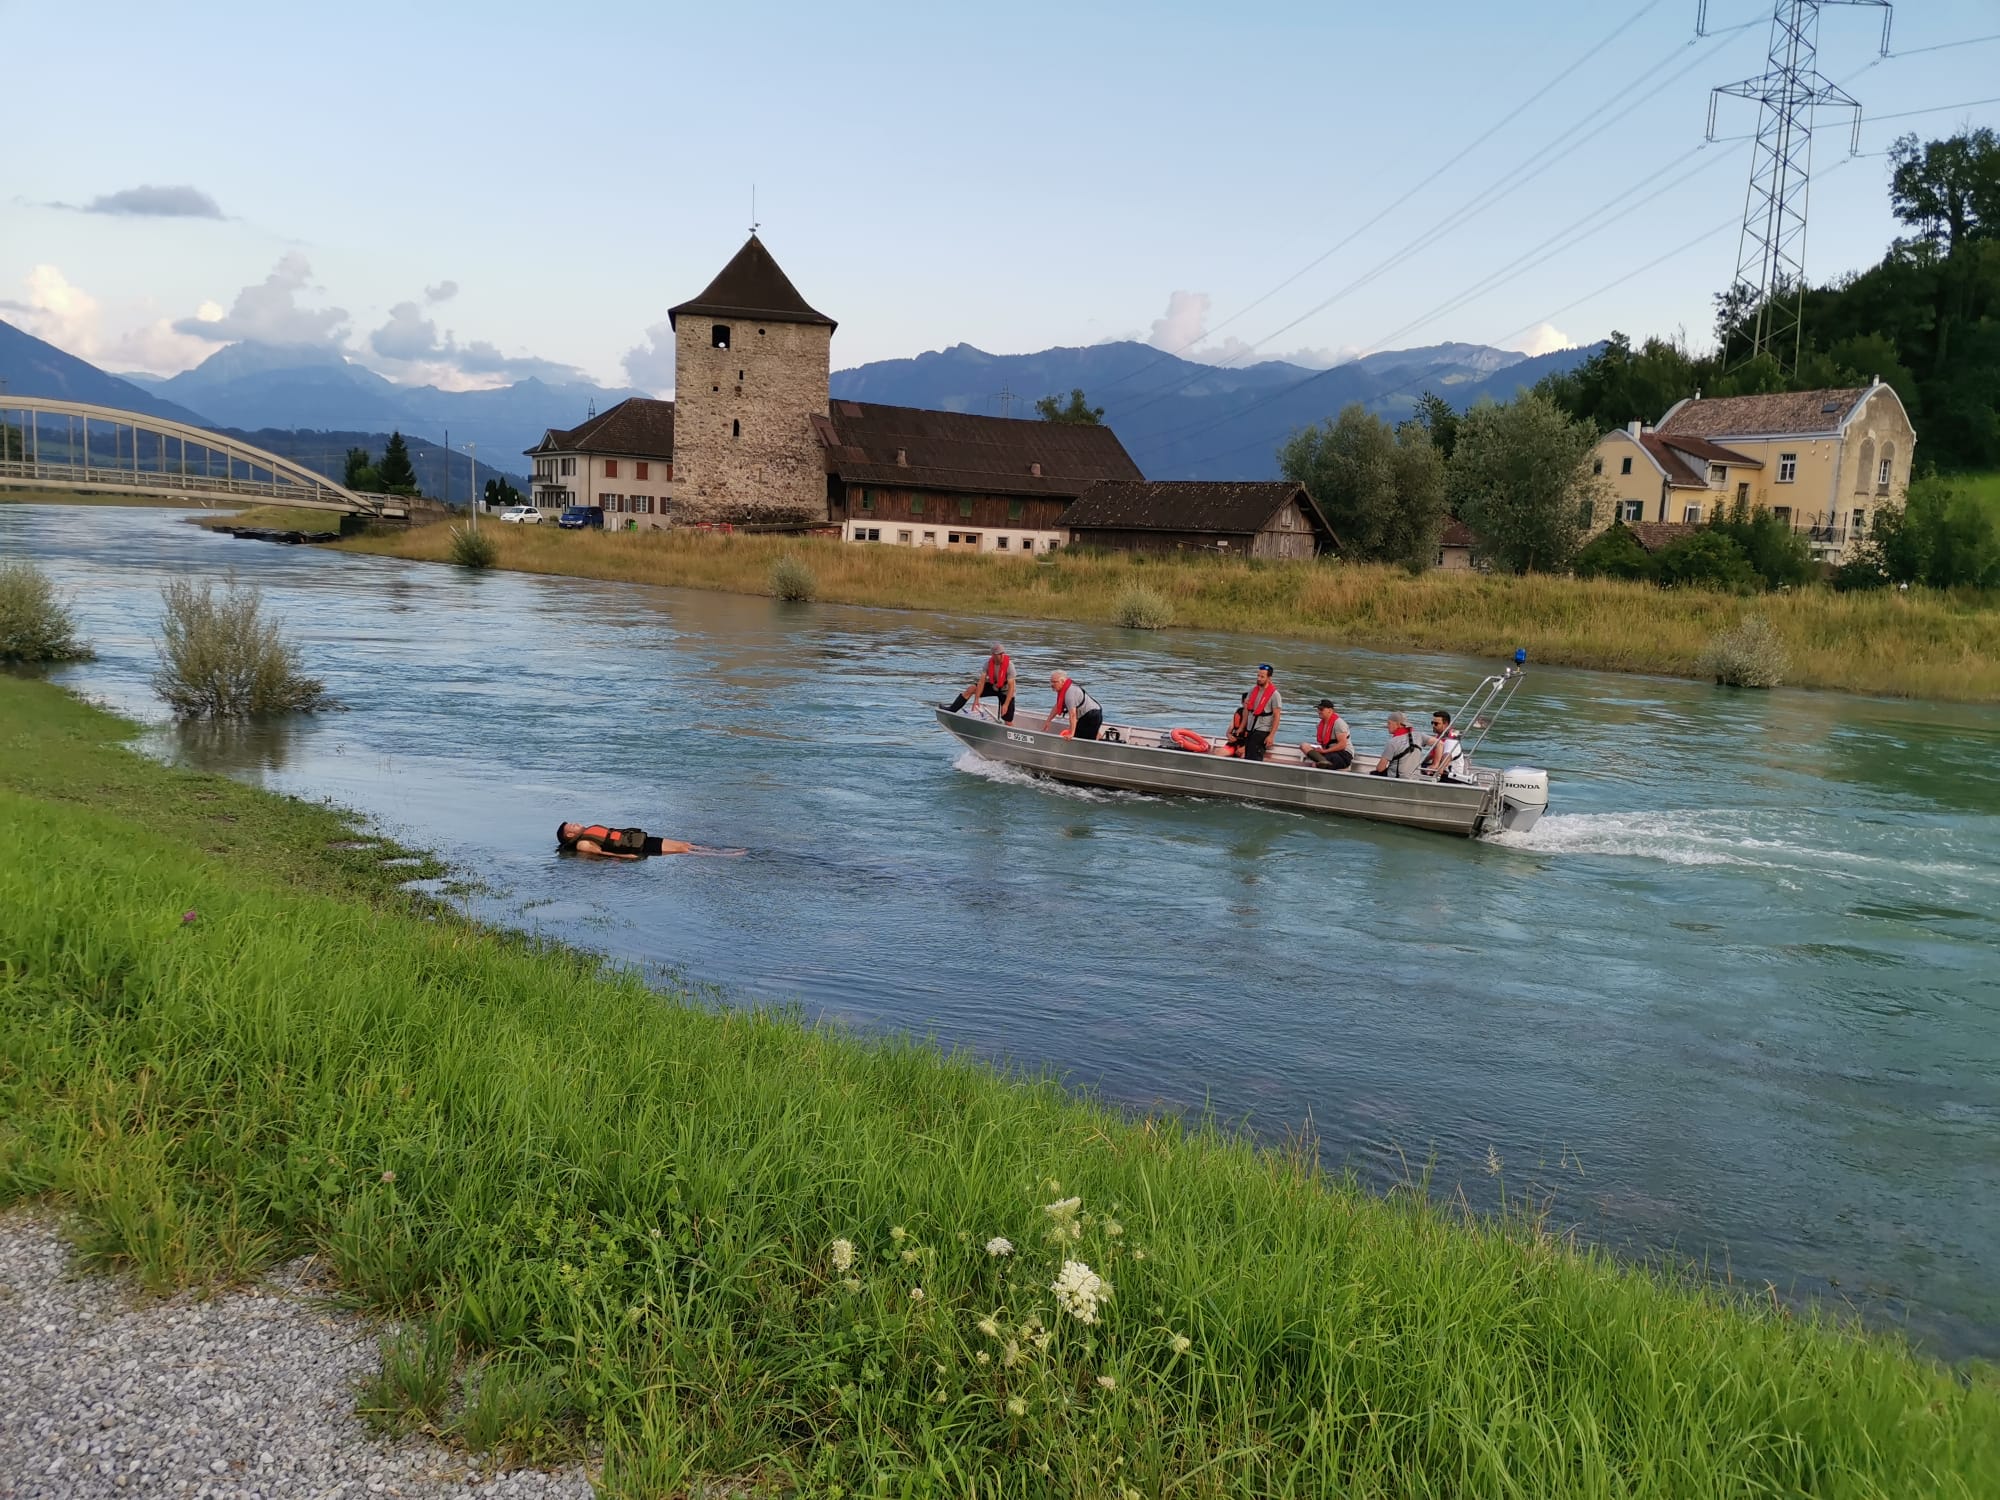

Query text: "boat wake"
[950, 749, 1160, 805]
[1488, 809, 1993, 886]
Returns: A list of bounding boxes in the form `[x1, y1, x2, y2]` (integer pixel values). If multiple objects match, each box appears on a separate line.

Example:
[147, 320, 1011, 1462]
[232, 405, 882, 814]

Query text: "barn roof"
[669, 234, 836, 330]
[1626, 520, 1701, 553]
[526, 398, 675, 459]
[1064, 479, 1335, 542]
[814, 402, 1142, 497]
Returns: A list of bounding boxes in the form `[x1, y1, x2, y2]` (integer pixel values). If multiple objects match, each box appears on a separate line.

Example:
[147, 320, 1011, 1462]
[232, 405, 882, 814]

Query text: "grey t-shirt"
[1056, 680, 1100, 718]
[1246, 685, 1282, 731]
[1381, 727, 1422, 777]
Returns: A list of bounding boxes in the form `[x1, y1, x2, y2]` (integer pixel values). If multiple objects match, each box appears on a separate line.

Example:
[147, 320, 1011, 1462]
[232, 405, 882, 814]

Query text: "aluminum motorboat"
[937, 663, 1549, 838]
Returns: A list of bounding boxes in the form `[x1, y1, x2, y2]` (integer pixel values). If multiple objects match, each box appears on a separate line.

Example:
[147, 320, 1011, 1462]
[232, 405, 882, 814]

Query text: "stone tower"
[668, 235, 836, 525]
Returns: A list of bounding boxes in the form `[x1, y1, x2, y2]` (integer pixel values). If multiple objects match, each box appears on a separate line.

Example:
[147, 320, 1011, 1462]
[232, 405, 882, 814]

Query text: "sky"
[3, 0, 1996, 396]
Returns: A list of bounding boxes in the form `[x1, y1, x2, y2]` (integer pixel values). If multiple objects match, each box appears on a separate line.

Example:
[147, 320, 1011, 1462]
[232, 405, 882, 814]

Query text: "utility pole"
[1703, 0, 1892, 372]
[994, 382, 1016, 419]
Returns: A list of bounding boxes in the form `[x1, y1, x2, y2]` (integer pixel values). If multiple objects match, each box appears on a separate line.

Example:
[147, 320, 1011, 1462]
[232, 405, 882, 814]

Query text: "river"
[8, 503, 1998, 1359]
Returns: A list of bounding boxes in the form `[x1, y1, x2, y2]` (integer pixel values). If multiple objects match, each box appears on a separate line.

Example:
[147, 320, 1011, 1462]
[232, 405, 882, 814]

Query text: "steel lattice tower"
[1703, 0, 1891, 370]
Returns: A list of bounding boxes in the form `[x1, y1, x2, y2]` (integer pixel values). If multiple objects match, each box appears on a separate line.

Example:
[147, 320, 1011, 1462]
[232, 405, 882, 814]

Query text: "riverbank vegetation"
[152, 577, 332, 717]
[0, 559, 93, 663]
[2, 675, 1996, 1495]
[342, 524, 2000, 701]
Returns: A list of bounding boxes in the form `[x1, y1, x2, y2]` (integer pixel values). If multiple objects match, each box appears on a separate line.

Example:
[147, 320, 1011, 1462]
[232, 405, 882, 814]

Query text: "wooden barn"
[1061, 480, 1337, 559]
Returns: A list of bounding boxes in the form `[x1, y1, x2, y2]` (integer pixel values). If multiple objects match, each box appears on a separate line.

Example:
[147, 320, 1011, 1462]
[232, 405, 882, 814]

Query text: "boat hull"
[937, 707, 1514, 836]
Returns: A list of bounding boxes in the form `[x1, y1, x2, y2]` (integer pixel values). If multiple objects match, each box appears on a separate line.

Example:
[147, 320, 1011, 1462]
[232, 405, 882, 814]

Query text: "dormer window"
[711, 324, 731, 350]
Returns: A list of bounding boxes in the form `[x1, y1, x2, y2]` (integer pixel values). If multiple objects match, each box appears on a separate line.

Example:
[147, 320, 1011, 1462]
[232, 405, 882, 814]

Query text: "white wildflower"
[1170, 1333, 1192, 1355]
[842, 1276, 862, 1293]
[1132, 1248, 1147, 1261]
[900, 1248, 920, 1264]
[1006, 1396, 1027, 1417]
[1001, 1340, 1022, 1368]
[957, 1230, 970, 1244]
[1050, 1259, 1111, 1325]
[985, 1236, 1014, 1257]
[1103, 1218, 1123, 1238]
[1096, 1374, 1116, 1390]
[1043, 1196, 1081, 1221]
[830, 1238, 855, 1272]
[932, 1388, 946, 1403]
[976, 1316, 1001, 1339]
[890, 1225, 907, 1242]
[975, 1351, 990, 1366]
[909, 1286, 925, 1302]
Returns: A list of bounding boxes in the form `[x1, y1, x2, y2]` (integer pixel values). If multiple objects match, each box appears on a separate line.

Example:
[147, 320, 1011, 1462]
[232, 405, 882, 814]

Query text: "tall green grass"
[2, 676, 1995, 1496]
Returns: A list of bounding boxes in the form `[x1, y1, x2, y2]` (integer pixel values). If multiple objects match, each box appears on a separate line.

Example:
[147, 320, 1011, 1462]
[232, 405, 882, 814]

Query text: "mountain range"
[3, 318, 1599, 488]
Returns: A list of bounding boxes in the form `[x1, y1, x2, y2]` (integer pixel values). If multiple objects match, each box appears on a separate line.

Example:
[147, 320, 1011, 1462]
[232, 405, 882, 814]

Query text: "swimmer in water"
[555, 823, 743, 859]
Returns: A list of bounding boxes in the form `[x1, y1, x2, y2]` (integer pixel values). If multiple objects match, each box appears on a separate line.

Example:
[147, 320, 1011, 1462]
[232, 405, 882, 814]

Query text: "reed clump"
[768, 553, 817, 601]
[0, 559, 92, 663]
[153, 577, 332, 718]
[2, 674, 1995, 1498]
[1699, 614, 1790, 688]
[339, 526, 2000, 702]
[1112, 583, 1174, 629]
[447, 525, 498, 570]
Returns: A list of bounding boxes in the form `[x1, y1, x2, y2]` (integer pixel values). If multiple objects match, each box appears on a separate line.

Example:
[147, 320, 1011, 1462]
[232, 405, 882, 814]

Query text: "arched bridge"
[0, 396, 390, 515]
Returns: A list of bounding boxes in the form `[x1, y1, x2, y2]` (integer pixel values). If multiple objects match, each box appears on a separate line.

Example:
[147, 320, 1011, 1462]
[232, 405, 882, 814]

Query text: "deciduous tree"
[1447, 392, 1603, 574]
[1035, 389, 1104, 425]
[1278, 404, 1445, 568]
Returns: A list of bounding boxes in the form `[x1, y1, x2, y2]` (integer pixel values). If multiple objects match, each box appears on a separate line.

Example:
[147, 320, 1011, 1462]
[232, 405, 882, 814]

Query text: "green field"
[2, 674, 1996, 1496]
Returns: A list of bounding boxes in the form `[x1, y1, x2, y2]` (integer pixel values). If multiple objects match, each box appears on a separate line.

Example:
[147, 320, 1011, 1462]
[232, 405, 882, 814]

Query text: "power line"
[1887, 31, 2000, 59]
[1110, 18, 1768, 425]
[1093, 0, 1676, 398]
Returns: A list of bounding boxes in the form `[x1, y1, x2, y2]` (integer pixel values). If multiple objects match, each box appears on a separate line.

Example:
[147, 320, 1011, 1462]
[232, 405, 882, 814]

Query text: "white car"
[498, 505, 542, 524]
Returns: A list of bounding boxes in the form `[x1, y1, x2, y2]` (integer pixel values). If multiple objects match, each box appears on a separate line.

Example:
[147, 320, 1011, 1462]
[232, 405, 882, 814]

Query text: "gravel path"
[0, 1212, 594, 1500]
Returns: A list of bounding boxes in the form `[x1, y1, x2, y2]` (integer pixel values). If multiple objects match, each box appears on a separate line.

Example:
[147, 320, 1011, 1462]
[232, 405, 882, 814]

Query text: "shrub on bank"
[1699, 614, 1789, 688]
[769, 553, 817, 601]
[153, 577, 332, 717]
[1112, 583, 1174, 629]
[447, 525, 497, 570]
[0, 559, 92, 663]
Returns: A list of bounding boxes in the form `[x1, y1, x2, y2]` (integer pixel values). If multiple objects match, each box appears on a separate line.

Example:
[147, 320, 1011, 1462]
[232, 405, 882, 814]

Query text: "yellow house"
[1587, 381, 1916, 562]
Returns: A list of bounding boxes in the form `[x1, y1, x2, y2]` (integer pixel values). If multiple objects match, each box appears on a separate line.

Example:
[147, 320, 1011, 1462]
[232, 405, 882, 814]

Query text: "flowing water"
[8, 504, 1999, 1358]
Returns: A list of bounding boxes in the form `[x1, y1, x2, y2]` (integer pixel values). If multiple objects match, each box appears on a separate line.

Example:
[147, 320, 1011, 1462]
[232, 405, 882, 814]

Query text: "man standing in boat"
[947, 643, 1017, 723]
[1240, 664, 1282, 761]
[1043, 670, 1105, 741]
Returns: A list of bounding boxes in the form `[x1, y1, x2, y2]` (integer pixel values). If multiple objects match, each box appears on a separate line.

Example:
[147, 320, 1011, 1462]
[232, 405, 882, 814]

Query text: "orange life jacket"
[1246, 681, 1278, 720]
[985, 652, 1011, 691]
[574, 824, 646, 851]
[1317, 713, 1341, 750]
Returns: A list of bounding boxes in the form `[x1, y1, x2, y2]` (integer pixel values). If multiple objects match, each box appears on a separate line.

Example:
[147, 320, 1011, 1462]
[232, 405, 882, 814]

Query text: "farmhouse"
[1062, 480, 1335, 559]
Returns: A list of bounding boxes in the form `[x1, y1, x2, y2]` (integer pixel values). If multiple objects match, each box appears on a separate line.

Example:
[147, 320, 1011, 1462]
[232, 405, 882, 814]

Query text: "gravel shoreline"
[0, 1212, 593, 1500]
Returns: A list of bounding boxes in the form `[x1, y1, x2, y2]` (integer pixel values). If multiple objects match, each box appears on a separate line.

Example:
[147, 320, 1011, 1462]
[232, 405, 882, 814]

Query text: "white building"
[525, 399, 680, 528]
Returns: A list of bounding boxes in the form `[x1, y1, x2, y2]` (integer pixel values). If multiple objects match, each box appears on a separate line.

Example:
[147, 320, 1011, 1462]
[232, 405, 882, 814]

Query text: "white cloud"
[82, 184, 223, 219]
[1503, 322, 1575, 358]
[424, 280, 458, 304]
[172, 252, 348, 347]
[11, 265, 103, 356]
[364, 295, 587, 387]
[621, 323, 675, 394]
[1148, 290, 1212, 354]
[1137, 289, 1353, 369]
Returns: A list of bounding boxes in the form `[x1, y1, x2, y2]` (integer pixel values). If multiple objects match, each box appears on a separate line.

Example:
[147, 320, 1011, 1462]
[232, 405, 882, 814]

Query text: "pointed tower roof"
[669, 234, 836, 331]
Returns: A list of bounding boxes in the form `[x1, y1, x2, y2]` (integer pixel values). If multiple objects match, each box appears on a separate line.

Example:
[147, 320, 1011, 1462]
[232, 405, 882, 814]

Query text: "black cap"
[1317, 698, 1336, 710]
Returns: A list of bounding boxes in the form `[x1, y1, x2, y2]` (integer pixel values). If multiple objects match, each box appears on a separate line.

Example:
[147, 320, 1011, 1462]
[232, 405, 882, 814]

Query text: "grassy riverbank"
[341, 525, 2000, 702]
[3, 676, 1996, 1495]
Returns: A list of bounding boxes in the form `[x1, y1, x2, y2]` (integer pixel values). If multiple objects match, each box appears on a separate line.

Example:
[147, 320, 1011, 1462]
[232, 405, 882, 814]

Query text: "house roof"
[668, 234, 836, 330]
[525, 398, 676, 459]
[1637, 433, 1709, 489]
[1063, 479, 1335, 543]
[1656, 387, 1872, 440]
[814, 402, 1142, 498]
[1440, 519, 1475, 548]
[1656, 432, 1761, 469]
[1626, 520, 1700, 553]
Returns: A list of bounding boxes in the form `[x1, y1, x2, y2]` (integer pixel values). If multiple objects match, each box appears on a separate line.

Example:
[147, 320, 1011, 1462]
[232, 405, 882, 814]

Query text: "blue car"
[558, 506, 603, 530]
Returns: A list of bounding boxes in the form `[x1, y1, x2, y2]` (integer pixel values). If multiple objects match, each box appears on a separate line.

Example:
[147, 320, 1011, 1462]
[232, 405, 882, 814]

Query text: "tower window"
[732, 419, 741, 438]
[738, 371, 744, 382]
[711, 324, 731, 350]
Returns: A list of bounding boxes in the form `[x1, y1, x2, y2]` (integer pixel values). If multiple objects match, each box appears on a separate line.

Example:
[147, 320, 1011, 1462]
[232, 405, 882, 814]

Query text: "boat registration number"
[1006, 731, 1036, 745]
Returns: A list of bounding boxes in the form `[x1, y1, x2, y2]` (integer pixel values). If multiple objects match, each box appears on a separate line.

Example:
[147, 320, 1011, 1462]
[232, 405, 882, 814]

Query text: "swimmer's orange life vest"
[985, 653, 1011, 691]
[577, 824, 647, 851]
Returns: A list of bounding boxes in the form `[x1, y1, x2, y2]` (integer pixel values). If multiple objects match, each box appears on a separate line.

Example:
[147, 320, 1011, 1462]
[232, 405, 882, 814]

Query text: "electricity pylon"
[1702, 0, 1892, 371]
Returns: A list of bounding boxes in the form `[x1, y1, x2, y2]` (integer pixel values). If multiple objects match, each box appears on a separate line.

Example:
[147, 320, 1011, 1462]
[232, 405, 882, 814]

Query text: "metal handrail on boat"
[1448, 655, 1528, 761]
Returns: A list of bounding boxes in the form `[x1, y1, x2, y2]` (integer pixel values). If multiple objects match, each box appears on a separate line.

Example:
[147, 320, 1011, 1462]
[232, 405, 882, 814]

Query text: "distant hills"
[831, 341, 1602, 479]
[4, 317, 1600, 487]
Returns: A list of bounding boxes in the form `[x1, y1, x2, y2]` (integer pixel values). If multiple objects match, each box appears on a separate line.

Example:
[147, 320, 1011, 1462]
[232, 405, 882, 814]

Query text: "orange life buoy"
[1170, 728, 1211, 753]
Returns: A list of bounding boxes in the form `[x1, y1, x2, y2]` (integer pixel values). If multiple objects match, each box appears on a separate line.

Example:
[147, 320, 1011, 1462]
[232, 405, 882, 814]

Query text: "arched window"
[1856, 438, 1874, 492]
[1877, 442, 1895, 491]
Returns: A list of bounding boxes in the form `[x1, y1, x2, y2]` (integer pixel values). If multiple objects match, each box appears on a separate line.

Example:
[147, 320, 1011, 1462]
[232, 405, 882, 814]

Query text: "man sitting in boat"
[1300, 699, 1354, 770]
[1370, 712, 1425, 778]
[557, 823, 698, 859]
[1422, 711, 1470, 783]
[1042, 670, 1105, 741]
[1240, 664, 1282, 762]
[946, 643, 1017, 723]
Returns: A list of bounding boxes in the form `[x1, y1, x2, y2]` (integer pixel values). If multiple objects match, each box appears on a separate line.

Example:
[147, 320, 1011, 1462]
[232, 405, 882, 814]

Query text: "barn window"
[860, 490, 873, 511]
[959, 498, 974, 518]
[711, 324, 731, 349]
[910, 496, 924, 514]
[1008, 499, 1025, 520]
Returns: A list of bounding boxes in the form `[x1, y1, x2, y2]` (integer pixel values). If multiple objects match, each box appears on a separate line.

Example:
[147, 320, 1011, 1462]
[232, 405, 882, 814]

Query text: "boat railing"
[1449, 660, 1527, 761]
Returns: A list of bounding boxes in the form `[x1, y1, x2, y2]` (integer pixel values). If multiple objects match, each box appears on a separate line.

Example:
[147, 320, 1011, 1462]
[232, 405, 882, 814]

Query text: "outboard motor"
[1499, 768, 1549, 833]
